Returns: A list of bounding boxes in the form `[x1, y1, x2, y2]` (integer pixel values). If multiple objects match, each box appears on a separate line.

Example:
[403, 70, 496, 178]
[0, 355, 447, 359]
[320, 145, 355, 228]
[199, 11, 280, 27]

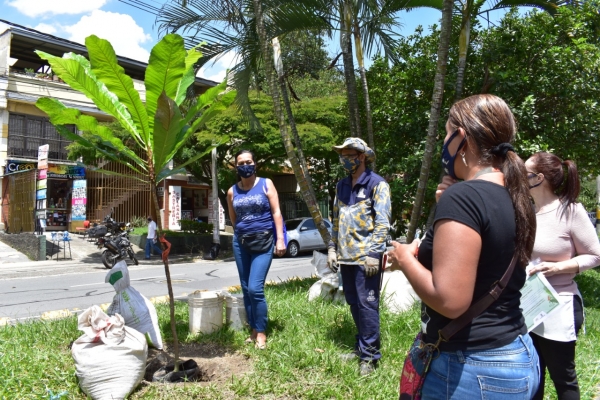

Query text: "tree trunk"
[341, 1, 361, 138]
[272, 38, 313, 188]
[150, 174, 179, 369]
[454, 14, 471, 102]
[253, 0, 331, 242]
[353, 23, 375, 170]
[407, 0, 454, 243]
[211, 147, 220, 244]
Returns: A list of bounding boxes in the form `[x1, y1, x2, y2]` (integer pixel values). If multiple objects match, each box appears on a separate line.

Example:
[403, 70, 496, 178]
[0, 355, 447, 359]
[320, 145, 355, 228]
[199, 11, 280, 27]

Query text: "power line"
[117, 0, 160, 15]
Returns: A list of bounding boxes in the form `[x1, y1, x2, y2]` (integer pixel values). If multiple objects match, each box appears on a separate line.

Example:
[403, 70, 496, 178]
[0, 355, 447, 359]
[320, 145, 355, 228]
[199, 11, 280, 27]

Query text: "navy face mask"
[236, 164, 256, 178]
[441, 130, 467, 180]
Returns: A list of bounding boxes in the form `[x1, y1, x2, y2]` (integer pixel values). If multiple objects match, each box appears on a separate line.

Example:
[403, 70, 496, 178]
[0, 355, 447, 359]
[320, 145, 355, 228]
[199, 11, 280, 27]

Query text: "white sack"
[106, 261, 163, 349]
[72, 305, 147, 400]
[309, 252, 341, 301]
[381, 270, 420, 313]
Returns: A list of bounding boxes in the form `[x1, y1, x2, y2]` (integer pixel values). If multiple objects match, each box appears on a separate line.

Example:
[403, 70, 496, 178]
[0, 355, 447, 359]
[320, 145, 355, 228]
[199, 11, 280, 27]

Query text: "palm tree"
[35, 34, 235, 367]
[406, 0, 454, 243]
[157, 0, 332, 242]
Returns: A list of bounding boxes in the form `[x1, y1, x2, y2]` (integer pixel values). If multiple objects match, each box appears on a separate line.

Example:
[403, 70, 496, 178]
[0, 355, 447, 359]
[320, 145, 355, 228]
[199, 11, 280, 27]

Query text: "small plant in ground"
[129, 215, 148, 228]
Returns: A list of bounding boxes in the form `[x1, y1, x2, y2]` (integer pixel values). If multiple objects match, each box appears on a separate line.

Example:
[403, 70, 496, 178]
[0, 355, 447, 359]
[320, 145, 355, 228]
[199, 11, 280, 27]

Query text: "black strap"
[439, 253, 519, 342]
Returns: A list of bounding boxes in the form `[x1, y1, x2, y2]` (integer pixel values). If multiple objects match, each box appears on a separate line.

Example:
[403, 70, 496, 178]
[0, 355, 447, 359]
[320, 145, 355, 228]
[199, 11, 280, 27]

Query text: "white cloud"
[198, 51, 238, 83]
[6, 0, 107, 18]
[63, 10, 151, 62]
[33, 23, 57, 35]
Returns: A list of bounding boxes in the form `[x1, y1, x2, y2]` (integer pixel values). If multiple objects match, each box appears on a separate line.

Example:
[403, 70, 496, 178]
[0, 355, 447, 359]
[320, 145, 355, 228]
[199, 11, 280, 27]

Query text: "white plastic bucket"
[225, 294, 247, 330]
[188, 291, 224, 335]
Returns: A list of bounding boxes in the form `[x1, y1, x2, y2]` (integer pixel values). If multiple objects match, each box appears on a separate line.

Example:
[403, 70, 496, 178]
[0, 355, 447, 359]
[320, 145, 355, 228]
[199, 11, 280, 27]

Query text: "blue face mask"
[340, 155, 361, 174]
[236, 164, 256, 178]
[441, 130, 467, 180]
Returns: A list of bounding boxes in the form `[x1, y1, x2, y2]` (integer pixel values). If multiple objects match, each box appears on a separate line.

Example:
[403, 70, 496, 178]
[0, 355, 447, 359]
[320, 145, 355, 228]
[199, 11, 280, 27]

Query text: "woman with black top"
[388, 94, 539, 398]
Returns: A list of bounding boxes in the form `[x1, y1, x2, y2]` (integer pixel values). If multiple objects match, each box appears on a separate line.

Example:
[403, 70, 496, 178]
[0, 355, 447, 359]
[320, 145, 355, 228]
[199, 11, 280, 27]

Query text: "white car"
[284, 218, 333, 257]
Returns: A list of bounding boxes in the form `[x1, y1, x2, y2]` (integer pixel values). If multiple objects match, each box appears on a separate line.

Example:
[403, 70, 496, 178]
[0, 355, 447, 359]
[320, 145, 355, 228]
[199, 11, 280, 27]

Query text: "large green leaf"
[174, 44, 204, 105]
[153, 91, 186, 173]
[182, 80, 229, 126]
[35, 50, 144, 147]
[36, 98, 147, 174]
[183, 88, 236, 139]
[155, 139, 226, 183]
[85, 35, 150, 146]
[83, 166, 147, 182]
[145, 34, 187, 138]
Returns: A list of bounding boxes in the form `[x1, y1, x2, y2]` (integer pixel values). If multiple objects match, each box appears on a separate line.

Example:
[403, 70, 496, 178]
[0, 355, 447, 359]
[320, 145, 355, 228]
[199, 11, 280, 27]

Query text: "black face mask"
[528, 173, 543, 189]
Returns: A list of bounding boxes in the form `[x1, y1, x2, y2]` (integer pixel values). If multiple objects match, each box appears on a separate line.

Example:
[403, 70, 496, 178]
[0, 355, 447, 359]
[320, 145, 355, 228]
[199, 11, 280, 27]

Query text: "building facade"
[0, 19, 217, 232]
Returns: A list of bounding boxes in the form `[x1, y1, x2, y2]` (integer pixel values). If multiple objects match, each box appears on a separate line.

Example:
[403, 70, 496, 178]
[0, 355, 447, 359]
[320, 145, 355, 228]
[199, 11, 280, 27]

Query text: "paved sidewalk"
[0, 232, 219, 279]
[0, 239, 31, 264]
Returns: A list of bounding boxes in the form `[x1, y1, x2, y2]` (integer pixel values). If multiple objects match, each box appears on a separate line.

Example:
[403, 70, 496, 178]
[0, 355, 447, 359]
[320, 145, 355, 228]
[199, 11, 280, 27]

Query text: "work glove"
[364, 256, 380, 278]
[327, 248, 338, 273]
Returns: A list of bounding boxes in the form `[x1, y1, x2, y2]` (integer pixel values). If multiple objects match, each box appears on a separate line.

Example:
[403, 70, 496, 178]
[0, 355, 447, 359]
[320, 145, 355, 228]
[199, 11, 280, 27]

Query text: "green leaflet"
[35, 50, 143, 147]
[36, 98, 147, 174]
[174, 44, 204, 105]
[145, 34, 187, 137]
[153, 92, 186, 173]
[85, 35, 150, 146]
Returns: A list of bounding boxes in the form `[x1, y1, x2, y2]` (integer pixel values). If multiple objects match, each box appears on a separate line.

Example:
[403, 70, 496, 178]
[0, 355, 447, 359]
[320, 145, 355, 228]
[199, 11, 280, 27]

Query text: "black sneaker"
[359, 361, 376, 376]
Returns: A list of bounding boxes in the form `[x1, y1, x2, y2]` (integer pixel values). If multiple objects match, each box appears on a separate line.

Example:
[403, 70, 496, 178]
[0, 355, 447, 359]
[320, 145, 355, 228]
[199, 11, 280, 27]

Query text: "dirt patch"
[143, 342, 252, 385]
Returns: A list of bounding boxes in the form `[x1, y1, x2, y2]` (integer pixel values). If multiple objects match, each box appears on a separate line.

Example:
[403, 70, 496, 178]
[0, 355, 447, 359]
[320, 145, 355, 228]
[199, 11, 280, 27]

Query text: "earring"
[460, 151, 468, 167]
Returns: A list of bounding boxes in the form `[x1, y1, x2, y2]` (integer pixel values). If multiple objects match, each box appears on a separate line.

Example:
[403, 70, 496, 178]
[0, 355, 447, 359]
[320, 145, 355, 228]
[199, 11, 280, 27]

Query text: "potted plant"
[25, 68, 35, 77]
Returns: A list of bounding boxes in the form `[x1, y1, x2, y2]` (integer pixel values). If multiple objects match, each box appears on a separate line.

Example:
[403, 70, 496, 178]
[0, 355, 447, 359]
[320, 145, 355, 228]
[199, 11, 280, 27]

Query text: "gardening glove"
[327, 247, 338, 273]
[364, 256, 380, 278]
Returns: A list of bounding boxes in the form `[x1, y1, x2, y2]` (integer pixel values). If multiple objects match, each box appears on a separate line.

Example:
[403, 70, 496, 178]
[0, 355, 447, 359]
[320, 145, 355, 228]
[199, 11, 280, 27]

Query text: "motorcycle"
[88, 208, 126, 244]
[99, 224, 139, 269]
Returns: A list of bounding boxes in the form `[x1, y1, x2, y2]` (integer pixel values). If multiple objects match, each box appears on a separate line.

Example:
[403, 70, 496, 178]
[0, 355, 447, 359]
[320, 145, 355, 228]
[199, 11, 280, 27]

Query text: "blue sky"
[2, 0, 514, 83]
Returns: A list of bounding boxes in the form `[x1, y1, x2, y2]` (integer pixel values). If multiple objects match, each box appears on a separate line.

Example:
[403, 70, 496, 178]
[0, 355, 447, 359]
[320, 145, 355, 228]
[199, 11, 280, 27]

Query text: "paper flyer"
[520, 268, 562, 332]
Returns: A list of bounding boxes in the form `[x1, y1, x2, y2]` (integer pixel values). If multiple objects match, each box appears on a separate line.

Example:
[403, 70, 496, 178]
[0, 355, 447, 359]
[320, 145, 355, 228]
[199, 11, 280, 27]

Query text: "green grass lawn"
[1, 271, 600, 399]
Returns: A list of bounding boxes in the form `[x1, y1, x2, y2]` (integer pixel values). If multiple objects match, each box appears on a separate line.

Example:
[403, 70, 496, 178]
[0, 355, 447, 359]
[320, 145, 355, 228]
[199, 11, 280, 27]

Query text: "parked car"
[284, 217, 333, 257]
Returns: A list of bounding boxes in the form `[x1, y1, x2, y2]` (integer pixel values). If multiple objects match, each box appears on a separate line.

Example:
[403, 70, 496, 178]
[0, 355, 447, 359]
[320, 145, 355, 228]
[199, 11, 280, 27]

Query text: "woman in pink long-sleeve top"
[526, 152, 600, 400]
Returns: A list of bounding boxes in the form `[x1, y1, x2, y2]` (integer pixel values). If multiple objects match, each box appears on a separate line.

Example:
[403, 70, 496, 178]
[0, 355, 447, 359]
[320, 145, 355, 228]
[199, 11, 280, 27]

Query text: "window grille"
[7, 113, 74, 161]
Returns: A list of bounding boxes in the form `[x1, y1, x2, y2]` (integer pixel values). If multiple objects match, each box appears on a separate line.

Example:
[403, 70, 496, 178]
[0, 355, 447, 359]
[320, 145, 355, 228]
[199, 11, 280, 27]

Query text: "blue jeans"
[145, 238, 163, 259]
[421, 334, 540, 400]
[232, 235, 274, 332]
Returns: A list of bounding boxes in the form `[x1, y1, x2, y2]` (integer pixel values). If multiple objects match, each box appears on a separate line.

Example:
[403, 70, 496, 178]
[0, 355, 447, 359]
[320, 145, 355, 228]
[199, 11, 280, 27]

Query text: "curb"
[0, 292, 196, 327]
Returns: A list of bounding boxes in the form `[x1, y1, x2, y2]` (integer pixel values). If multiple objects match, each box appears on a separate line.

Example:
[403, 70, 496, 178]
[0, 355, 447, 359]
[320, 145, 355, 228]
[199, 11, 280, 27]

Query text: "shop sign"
[4, 160, 37, 175]
[71, 180, 87, 221]
[37, 179, 47, 190]
[36, 189, 47, 200]
[38, 144, 49, 161]
[47, 165, 85, 179]
[39, 169, 47, 179]
[157, 186, 164, 197]
[38, 159, 48, 169]
[169, 186, 181, 230]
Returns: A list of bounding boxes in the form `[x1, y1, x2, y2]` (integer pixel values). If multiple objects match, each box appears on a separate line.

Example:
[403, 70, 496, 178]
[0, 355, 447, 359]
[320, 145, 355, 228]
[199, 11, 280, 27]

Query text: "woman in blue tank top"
[226, 150, 286, 349]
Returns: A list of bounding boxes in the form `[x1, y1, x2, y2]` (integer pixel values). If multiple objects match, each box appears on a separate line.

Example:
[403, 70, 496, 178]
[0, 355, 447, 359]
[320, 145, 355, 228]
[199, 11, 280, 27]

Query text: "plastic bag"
[71, 305, 147, 400]
[106, 261, 163, 349]
[309, 251, 341, 301]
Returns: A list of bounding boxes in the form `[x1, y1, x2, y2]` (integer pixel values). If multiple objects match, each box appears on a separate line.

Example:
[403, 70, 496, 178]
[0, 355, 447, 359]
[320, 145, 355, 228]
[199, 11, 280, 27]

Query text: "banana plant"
[35, 33, 235, 367]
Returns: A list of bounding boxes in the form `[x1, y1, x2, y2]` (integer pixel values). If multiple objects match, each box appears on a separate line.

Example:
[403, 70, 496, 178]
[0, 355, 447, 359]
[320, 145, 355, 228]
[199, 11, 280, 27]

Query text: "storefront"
[35, 164, 86, 232]
[1, 160, 37, 233]
[159, 178, 211, 230]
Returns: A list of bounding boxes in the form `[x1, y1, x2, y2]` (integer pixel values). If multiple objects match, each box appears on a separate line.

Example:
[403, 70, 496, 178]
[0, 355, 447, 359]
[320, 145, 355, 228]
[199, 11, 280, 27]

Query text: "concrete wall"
[0, 233, 45, 260]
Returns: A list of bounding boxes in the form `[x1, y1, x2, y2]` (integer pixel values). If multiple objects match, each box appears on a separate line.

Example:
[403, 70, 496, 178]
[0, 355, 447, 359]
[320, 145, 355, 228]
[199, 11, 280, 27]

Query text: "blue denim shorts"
[421, 334, 540, 400]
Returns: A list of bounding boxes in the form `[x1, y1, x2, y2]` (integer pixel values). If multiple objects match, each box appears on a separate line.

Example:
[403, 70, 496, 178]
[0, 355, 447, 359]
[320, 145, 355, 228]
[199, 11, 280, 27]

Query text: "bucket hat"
[333, 137, 375, 164]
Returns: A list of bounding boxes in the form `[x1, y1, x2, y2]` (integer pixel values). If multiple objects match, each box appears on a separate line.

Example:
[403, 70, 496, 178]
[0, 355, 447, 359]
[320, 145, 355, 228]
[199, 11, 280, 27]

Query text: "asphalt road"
[0, 255, 315, 322]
